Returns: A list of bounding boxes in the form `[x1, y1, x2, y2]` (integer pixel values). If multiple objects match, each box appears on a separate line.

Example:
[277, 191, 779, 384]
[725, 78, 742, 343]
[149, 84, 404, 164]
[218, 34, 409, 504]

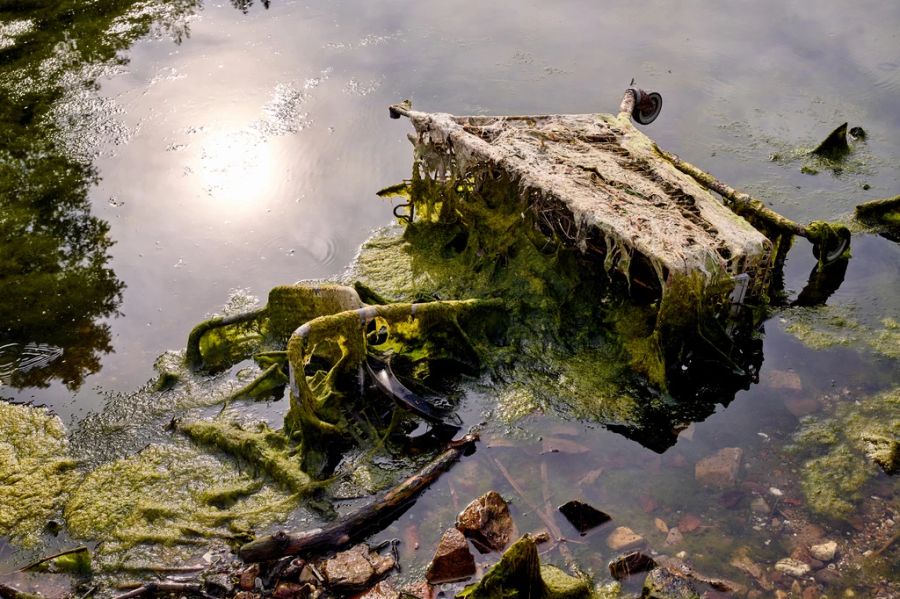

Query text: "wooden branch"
[112, 582, 204, 599]
[238, 433, 479, 562]
[17, 545, 89, 572]
[856, 194, 900, 218]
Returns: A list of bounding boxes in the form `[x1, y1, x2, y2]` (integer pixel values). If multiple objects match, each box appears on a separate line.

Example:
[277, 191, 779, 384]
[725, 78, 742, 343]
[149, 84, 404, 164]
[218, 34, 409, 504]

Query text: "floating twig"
[239, 433, 479, 562]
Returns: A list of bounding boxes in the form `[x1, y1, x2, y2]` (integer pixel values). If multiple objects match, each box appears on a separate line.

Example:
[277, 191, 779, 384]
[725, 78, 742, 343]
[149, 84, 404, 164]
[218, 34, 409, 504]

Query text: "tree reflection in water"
[0, 0, 202, 390]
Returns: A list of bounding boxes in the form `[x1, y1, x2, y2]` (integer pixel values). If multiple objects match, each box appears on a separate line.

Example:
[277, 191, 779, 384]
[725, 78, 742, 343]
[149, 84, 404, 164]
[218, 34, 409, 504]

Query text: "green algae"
[783, 306, 900, 359]
[457, 535, 591, 599]
[64, 443, 292, 554]
[178, 419, 313, 494]
[0, 402, 79, 547]
[790, 387, 900, 519]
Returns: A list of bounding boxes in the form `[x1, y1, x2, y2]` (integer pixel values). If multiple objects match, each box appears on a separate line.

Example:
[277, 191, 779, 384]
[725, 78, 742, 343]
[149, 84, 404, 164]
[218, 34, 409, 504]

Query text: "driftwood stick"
[492, 457, 563, 542]
[239, 433, 479, 562]
[112, 582, 204, 599]
[16, 545, 89, 572]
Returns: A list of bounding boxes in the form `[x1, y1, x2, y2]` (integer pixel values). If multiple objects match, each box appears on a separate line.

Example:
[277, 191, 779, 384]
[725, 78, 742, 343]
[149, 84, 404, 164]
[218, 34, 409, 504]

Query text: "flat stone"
[654, 517, 669, 534]
[323, 544, 395, 591]
[695, 447, 743, 488]
[784, 397, 821, 418]
[608, 551, 657, 580]
[425, 528, 475, 584]
[606, 526, 644, 552]
[809, 540, 838, 562]
[456, 490, 514, 552]
[768, 369, 803, 391]
[558, 499, 611, 535]
[775, 558, 811, 578]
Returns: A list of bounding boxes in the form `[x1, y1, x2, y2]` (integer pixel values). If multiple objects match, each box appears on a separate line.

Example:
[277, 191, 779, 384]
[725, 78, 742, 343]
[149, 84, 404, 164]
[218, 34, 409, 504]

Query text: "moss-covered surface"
[178, 419, 313, 494]
[64, 443, 292, 555]
[457, 535, 591, 599]
[789, 387, 900, 519]
[0, 402, 79, 547]
[783, 306, 900, 359]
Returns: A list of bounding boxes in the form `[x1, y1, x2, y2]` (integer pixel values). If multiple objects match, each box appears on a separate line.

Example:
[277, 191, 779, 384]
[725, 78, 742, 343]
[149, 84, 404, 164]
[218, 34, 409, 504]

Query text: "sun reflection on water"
[197, 128, 276, 206]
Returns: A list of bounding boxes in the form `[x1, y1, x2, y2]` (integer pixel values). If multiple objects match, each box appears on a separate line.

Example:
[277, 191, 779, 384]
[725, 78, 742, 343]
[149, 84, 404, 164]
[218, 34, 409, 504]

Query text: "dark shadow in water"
[0, 0, 201, 390]
[230, 0, 270, 13]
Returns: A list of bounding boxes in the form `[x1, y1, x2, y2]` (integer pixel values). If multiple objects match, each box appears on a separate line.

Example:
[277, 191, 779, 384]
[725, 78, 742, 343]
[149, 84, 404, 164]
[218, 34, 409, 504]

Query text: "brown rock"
[608, 551, 657, 580]
[767, 369, 803, 391]
[729, 548, 773, 591]
[814, 567, 841, 585]
[677, 513, 702, 534]
[605, 526, 644, 551]
[695, 447, 743, 487]
[357, 581, 401, 599]
[272, 582, 310, 599]
[802, 586, 820, 599]
[401, 582, 434, 599]
[425, 528, 475, 584]
[456, 491, 514, 552]
[239, 563, 260, 591]
[323, 544, 395, 591]
[784, 397, 821, 418]
[654, 517, 669, 534]
[664, 527, 683, 546]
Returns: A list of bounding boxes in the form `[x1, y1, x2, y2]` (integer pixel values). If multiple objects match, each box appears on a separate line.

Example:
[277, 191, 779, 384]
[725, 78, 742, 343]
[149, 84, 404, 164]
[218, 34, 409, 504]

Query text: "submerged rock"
[606, 526, 644, 551]
[608, 551, 657, 580]
[642, 567, 700, 599]
[425, 528, 475, 584]
[456, 490, 514, 552]
[558, 499, 611, 535]
[694, 447, 743, 488]
[809, 540, 838, 562]
[774, 558, 811, 578]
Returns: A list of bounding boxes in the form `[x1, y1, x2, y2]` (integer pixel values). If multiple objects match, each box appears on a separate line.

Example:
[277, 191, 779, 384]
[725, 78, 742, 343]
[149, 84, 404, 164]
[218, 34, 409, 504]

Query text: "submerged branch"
[238, 433, 479, 562]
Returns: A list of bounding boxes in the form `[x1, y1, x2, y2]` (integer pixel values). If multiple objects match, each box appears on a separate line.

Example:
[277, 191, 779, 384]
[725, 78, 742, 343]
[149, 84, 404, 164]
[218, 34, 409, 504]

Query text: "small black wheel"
[633, 91, 662, 125]
[812, 226, 851, 265]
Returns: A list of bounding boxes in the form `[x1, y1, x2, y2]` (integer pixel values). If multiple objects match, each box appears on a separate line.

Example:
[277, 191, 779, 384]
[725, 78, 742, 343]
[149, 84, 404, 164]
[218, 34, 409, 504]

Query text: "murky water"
[2, 0, 898, 596]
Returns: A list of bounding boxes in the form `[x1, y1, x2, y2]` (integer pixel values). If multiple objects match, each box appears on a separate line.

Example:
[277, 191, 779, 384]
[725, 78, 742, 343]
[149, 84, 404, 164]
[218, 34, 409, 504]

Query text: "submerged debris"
[812, 122, 851, 160]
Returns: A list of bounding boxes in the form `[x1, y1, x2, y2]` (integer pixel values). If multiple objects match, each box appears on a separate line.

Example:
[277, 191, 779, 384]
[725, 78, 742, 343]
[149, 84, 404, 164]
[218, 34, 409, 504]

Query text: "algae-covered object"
[457, 535, 591, 599]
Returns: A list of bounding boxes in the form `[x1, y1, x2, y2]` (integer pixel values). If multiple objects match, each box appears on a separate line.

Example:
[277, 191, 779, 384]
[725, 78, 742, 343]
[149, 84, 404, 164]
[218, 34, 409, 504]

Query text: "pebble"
[654, 517, 668, 534]
[775, 557, 811, 577]
[606, 526, 645, 551]
[664, 527, 684, 546]
[695, 447, 743, 487]
[810, 540, 837, 562]
[751, 497, 771, 514]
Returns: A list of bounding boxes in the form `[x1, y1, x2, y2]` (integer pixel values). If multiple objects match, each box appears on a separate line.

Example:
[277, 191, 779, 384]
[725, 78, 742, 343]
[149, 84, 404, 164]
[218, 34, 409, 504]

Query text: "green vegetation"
[790, 387, 900, 519]
[458, 535, 592, 599]
[0, 401, 79, 547]
[64, 443, 292, 553]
